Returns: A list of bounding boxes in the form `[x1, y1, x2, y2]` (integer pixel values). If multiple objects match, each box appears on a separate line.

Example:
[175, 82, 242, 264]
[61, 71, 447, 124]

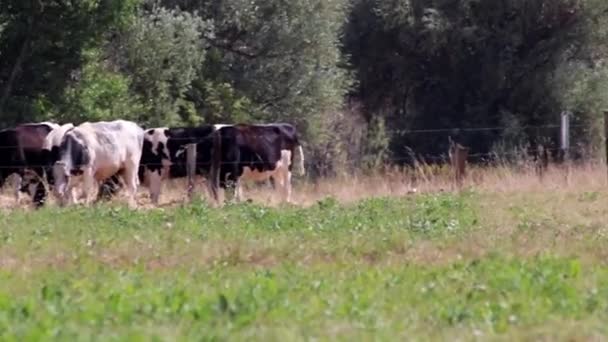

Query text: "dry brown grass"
[2, 161, 607, 210]
[3, 161, 608, 273]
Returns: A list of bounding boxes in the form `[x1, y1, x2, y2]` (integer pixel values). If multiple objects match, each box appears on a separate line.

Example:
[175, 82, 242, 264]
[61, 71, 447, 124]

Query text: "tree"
[0, 0, 137, 126]
[342, 0, 608, 161]
[163, 0, 352, 136]
[115, 5, 210, 126]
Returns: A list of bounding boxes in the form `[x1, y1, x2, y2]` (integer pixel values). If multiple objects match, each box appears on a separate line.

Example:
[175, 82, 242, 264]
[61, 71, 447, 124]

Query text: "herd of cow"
[0, 120, 306, 208]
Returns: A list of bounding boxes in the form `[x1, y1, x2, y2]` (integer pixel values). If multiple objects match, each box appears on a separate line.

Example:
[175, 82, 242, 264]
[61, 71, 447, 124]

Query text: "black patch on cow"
[139, 136, 164, 178]
[156, 142, 169, 160]
[58, 133, 90, 179]
[0, 129, 21, 188]
[140, 126, 218, 181]
[67, 134, 90, 168]
[43, 145, 62, 186]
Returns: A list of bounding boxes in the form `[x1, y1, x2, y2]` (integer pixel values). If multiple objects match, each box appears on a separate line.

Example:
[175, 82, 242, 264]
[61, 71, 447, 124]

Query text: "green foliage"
[120, 5, 209, 126]
[196, 80, 257, 124]
[408, 192, 477, 236]
[0, 0, 140, 126]
[163, 0, 352, 149]
[46, 50, 145, 123]
[361, 116, 390, 170]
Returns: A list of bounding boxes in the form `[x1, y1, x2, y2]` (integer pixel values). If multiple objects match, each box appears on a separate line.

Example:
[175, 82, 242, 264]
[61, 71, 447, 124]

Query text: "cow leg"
[220, 171, 238, 204]
[67, 187, 78, 205]
[28, 167, 47, 208]
[80, 168, 96, 206]
[272, 169, 290, 203]
[278, 151, 293, 203]
[58, 178, 77, 207]
[13, 174, 23, 203]
[32, 181, 47, 208]
[235, 178, 244, 202]
[146, 169, 162, 205]
[284, 171, 293, 203]
[123, 162, 139, 208]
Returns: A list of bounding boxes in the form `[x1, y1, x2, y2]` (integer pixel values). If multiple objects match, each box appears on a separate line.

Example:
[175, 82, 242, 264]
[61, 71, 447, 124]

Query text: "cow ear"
[164, 129, 172, 138]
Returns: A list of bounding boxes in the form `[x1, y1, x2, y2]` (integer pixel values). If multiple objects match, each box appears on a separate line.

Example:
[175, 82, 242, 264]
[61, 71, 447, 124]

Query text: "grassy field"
[1, 165, 608, 340]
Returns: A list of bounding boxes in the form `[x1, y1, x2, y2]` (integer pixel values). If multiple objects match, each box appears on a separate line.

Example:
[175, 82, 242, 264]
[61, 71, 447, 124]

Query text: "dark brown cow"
[0, 122, 59, 206]
[208, 123, 305, 203]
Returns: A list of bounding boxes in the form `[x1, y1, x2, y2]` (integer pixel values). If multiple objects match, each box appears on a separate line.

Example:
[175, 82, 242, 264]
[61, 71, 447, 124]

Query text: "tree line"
[2, 0, 608, 175]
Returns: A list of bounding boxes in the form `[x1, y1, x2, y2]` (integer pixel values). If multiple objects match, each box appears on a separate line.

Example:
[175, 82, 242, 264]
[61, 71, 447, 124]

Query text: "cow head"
[42, 123, 75, 188]
[52, 133, 90, 205]
[140, 128, 172, 182]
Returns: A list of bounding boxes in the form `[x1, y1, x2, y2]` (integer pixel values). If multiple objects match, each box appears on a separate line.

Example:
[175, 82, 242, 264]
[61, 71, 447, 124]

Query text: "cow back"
[15, 124, 55, 152]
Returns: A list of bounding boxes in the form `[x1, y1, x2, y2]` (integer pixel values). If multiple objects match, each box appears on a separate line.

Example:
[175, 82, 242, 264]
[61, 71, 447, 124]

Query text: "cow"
[139, 125, 221, 204]
[52, 120, 145, 207]
[40, 123, 74, 190]
[0, 121, 60, 207]
[208, 123, 305, 204]
[41, 123, 122, 204]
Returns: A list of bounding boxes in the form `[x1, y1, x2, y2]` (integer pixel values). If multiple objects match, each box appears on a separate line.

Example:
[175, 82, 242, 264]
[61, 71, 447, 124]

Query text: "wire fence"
[0, 123, 594, 171]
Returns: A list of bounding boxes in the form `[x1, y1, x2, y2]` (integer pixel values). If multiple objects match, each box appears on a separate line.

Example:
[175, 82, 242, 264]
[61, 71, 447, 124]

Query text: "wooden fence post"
[561, 111, 571, 162]
[561, 111, 571, 184]
[448, 137, 469, 189]
[186, 143, 197, 201]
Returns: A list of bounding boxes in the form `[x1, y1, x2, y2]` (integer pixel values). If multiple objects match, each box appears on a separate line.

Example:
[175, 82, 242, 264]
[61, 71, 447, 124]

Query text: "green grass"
[1, 191, 608, 340]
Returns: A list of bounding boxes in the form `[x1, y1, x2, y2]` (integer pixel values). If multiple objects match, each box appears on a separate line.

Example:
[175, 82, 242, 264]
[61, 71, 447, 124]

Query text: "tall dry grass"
[2, 159, 607, 210]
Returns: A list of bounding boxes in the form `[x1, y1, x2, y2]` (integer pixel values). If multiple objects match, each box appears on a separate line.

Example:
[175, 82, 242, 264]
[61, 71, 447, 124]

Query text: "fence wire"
[0, 123, 588, 171]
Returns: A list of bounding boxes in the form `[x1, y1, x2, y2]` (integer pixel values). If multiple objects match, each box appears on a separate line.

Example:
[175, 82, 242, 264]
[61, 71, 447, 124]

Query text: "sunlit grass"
[1, 162, 608, 339]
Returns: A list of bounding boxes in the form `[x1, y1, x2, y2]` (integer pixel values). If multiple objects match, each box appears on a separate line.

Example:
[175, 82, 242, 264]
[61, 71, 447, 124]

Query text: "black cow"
[209, 123, 305, 203]
[0, 122, 59, 206]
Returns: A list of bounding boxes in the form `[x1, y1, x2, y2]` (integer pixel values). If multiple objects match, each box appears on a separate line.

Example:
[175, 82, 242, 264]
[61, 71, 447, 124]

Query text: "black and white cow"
[139, 125, 221, 204]
[52, 120, 145, 207]
[209, 123, 305, 203]
[37, 123, 75, 201]
[0, 121, 60, 206]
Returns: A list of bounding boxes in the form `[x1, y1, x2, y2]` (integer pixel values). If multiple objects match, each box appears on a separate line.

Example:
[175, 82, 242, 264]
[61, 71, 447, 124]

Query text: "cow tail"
[209, 129, 222, 203]
[294, 144, 305, 176]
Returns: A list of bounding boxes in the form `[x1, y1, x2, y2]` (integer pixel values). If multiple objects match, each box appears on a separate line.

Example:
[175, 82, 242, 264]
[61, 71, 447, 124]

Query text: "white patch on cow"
[145, 128, 172, 168]
[43, 123, 74, 151]
[213, 124, 232, 131]
[54, 120, 144, 208]
[21, 121, 60, 131]
[237, 149, 293, 202]
[175, 147, 186, 158]
[39, 122, 60, 131]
